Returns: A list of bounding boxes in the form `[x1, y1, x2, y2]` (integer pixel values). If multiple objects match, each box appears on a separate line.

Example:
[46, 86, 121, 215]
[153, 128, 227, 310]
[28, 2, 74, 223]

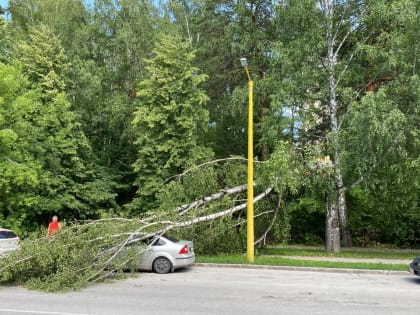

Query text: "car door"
[136, 237, 164, 270]
[0, 230, 19, 256]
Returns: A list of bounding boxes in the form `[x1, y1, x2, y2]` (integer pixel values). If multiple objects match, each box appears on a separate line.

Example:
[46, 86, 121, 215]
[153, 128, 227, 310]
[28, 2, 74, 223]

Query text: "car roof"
[0, 228, 14, 232]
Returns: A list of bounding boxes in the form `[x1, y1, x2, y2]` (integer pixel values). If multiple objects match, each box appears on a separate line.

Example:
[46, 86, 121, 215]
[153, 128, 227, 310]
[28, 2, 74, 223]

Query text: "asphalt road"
[0, 266, 419, 315]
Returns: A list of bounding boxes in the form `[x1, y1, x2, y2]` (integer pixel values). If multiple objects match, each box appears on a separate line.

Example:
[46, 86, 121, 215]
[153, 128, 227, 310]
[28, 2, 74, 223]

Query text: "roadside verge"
[193, 262, 409, 275]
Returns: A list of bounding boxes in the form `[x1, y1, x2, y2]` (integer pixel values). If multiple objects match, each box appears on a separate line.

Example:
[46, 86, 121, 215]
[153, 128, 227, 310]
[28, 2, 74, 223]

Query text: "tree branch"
[175, 187, 273, 228]
[164, 157, 261, 183]
[140, 187, 274, 237]
[177, 184, 248, 215]
[255, 196, 281, 246]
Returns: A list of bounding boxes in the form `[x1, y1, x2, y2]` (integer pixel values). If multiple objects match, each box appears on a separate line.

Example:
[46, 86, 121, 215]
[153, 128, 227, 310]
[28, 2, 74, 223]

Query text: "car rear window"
[0, 230, 17, 239]
[146, 234, 180, 246]
[163, 235, 179, 243]
[151, 238, 166, 246]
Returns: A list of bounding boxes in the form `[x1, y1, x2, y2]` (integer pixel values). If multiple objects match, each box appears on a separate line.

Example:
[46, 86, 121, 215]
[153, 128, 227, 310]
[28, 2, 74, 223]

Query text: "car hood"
[413, 257, 420, 263]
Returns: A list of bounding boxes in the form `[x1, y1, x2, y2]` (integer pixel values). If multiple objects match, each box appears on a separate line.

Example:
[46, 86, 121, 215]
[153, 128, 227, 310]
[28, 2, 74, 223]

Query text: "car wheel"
[152, 257, 172, 274]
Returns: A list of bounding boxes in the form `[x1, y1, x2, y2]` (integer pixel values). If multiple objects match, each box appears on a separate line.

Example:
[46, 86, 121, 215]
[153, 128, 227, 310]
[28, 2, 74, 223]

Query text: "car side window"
[0, 231, 16, 239]
[151, 237, 166, 246]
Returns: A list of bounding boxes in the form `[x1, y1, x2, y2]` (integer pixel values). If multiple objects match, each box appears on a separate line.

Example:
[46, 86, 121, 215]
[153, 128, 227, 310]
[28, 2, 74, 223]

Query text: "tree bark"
[175, 187, 273, 228]
[337, 181, 352, 247]
[176, 184, 248, 215]
[325, 193, 340, 253]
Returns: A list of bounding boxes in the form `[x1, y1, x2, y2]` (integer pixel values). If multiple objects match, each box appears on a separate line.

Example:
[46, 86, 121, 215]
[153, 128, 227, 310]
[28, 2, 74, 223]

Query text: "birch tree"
[272, 0, 419, 251]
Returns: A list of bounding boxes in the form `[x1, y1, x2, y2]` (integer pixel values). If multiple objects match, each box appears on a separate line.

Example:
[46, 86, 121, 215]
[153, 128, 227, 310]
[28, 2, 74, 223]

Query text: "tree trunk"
[337, 180, 352, 247]
[325, 193, 340, 253]
[323, 0, 352, 249]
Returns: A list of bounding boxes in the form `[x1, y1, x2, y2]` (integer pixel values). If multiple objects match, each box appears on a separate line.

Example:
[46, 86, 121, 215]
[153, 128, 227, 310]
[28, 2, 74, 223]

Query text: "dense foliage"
[0, 219, 146, 292]
[0, 0, 418, 262]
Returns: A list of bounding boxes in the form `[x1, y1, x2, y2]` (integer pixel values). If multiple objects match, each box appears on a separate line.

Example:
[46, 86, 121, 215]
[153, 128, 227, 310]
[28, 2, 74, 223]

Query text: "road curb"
[193, 263, 409, 275]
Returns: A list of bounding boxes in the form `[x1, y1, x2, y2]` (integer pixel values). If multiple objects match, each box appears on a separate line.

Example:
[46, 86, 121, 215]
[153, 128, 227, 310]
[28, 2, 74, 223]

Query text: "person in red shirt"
[48, 215, 62, 238]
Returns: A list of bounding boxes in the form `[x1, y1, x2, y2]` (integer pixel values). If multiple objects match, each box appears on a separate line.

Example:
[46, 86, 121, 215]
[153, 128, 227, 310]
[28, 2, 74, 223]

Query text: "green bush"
[0, 219, 145, 292]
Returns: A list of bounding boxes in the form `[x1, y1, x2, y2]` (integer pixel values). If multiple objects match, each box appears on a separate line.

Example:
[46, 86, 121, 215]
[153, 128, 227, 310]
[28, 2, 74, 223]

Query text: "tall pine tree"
[131, 33, 212, 212]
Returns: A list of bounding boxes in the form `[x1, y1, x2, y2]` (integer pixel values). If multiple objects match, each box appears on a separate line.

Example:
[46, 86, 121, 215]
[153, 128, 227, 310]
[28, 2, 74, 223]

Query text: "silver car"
[134, 235, 195, 274]
[0, 228, 20, 257]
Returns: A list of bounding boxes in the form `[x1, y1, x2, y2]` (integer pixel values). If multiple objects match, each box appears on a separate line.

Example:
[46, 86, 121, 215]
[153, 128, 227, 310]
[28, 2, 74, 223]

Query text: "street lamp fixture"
[240, 57, 248, 68]
[240, 57, 254, 264]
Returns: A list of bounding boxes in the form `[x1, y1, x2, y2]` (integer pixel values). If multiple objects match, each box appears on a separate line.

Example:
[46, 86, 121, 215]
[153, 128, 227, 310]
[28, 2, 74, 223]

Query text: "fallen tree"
[0, 145, 301, 292]
[0, 184, 275, 292]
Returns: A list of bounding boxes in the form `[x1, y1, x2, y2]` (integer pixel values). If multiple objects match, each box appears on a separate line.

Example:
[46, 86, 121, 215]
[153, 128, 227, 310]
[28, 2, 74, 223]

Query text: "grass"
[259, 247, 420, 260]
[195, 245, 420, 272]
[196, 255, 408, 271]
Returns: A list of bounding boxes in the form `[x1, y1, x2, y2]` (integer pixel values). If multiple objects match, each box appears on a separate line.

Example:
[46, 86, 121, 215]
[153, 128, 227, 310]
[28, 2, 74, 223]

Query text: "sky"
[0, 0, 9, 20]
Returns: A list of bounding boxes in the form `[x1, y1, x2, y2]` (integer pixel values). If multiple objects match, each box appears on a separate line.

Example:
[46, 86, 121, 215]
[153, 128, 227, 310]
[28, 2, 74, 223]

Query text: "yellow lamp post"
[240, 57, 254, 264]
